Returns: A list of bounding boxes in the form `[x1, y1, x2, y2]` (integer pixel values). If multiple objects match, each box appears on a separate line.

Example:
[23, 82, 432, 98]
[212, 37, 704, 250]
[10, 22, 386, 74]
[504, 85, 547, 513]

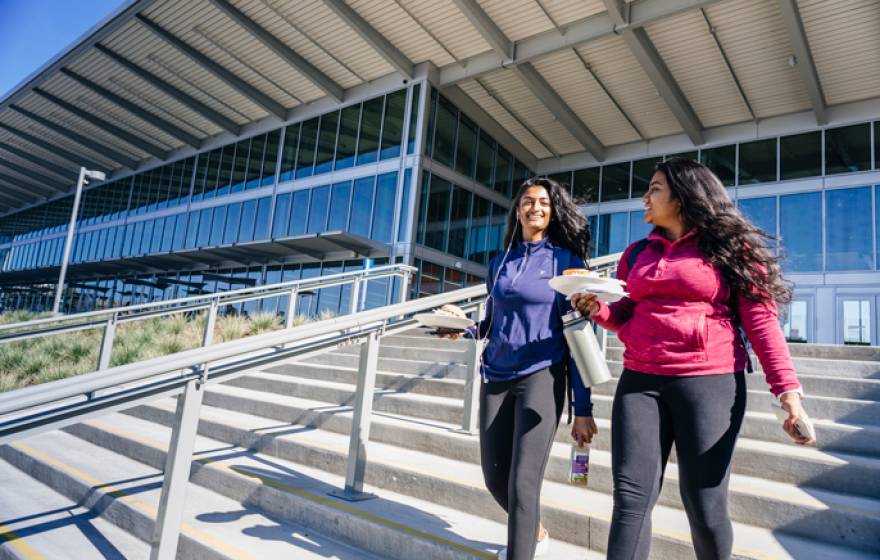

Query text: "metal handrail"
[0, 251, 623, 560]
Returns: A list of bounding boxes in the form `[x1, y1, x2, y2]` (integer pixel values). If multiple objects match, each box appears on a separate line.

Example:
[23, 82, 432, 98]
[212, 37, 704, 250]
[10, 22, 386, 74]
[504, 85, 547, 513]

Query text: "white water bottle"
[562, 310, 611, 387]
[569, 443, 590, 486]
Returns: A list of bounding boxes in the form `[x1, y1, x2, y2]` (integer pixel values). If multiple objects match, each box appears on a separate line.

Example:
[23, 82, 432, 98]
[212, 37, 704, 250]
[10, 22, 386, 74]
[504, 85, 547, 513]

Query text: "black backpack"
[625, 239, 754, 374]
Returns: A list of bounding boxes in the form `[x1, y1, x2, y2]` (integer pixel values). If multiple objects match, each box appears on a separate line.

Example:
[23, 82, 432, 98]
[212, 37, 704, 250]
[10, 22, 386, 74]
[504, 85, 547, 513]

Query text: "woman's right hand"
[571, 292, 600, 318]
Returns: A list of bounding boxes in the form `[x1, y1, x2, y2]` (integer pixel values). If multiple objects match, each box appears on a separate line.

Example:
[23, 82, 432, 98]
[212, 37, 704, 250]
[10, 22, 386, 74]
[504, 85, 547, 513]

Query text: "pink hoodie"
[594, 229, 802, 396]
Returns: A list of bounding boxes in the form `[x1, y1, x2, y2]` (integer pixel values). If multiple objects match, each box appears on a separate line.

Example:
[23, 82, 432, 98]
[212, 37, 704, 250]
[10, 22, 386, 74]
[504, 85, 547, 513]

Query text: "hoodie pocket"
[619, 308, 708, 363]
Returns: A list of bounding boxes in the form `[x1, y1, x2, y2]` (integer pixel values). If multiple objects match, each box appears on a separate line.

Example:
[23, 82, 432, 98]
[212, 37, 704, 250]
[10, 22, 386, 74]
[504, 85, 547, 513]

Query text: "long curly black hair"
[503, 177, 590, 263]
[656, 158, 792, 304]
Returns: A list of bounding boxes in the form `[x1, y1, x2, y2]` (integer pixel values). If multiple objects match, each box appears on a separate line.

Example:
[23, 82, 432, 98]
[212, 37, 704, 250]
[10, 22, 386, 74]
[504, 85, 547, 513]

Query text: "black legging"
[608, 369, 747, 560]
[479, 364, 566, 560]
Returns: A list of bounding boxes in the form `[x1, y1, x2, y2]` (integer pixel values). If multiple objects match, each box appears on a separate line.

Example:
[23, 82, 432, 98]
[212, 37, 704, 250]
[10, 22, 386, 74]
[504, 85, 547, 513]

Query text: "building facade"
[0, 0, 878, 346]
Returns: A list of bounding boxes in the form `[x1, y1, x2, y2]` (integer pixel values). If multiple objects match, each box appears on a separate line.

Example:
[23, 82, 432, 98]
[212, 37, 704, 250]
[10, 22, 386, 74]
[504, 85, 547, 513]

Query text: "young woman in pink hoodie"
[572, 158, 813, 560]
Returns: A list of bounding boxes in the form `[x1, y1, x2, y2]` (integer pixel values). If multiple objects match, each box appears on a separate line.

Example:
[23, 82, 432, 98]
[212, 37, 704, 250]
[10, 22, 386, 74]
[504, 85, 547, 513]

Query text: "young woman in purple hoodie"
[443, 177, 597, 559]
[573, 159, 813, 560]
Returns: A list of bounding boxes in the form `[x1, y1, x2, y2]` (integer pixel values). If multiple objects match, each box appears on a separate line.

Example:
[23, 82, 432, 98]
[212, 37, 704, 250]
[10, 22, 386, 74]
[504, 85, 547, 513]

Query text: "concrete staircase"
[2, 329, 880, 559]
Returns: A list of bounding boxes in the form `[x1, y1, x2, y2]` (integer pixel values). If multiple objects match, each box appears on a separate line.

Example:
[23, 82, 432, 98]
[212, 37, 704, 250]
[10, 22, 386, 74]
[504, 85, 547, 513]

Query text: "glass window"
[246, 134, 266, 189]
[632, 157, 662, 198]
[783, 300, 808, 343]
[210, 205, 226, 246]
[315, 112, 339, 175]
[279, 124, 299, 183]
[407, 84, 421, 155]
[425, 89, 438, 158]
[307, 186, 330, 233]
[629, 210, 652, 242]
[224, 203, 241, 244]
[335, 104, 360, 170]
[842, 299, 872, 345]
[196, 208, 212, 247]
[272, 193, 291, 238]
[328, 181, 352, 231]
[476, 130, 495, 188]
[350, 177, 374, 238]
[468, 195, 491, 265]
[738, 138, 777, 184]
[494, 147, 512, 197]
[513, 161, 530, 190]
[397, 168, 412, 243]
[826, 187, 872, 271]
[381, 89, 406, 160]
[666, 151, 698, 161]
[433, 95, 457, 167]
[780, 191, 821, 271]
[875, 122, 879, 169]
[296, 118, 319, 179]
[825, 123, 871, 174]
[253, 197, 272, 240]
[371, 172, 397, 243]
[447, 186, 471, 258]
[601, 162, 630, 201]
[424, 175, 452, 251]
[239, 199, 257, 242]
[572, 168, 599, 205]
[288, 190, 309, 236]
[173, 215, 187, 250]
[548, 172, 571, 188]
[184, 212, 199, 249]
[230, 139, 249, 193]
[780, 131, 821, 180]
[738, 196, 777, 250]
[455, 114, 477, 178]
[596, 212, 629, 256]
[150, 219, 163, 253]
[357, 97, 383, 165]
[161, 217, 175, 251]
[701, 145, 736, 186]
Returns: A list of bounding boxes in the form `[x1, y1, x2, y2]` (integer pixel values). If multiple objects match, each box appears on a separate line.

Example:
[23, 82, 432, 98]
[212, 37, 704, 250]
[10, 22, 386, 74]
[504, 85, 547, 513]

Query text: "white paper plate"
[414, 313, 475, 330]
[548, 275, 626, 298]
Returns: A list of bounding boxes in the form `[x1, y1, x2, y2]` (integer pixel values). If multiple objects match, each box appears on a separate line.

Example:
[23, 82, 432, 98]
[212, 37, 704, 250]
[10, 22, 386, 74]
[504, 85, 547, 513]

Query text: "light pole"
[52, 166, 106, 315]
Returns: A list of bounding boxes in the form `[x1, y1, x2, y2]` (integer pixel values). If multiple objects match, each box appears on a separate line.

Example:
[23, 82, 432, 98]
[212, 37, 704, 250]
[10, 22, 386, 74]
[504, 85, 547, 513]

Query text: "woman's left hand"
[780, 392, 816, 446]
[571, 416, 598, 446]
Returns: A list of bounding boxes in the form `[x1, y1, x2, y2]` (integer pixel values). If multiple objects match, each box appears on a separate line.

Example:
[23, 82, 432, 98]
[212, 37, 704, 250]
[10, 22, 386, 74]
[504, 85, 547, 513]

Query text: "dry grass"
[0, 308, 321, 393]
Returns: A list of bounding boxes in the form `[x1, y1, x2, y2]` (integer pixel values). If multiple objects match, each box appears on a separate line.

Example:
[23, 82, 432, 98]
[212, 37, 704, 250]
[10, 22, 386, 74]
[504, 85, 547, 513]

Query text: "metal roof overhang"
[0, 232, 389, 286]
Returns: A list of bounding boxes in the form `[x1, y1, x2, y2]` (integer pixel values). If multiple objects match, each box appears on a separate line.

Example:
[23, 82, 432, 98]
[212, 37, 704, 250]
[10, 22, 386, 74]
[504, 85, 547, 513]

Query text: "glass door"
[838, 297, 874, 345]
[782, 299, 810, 343]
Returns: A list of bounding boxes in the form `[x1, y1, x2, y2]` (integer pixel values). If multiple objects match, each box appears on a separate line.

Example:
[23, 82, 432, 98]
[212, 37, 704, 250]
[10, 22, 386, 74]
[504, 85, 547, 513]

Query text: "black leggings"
[607, 369, 747, 560]
[479, 364, 566, 560]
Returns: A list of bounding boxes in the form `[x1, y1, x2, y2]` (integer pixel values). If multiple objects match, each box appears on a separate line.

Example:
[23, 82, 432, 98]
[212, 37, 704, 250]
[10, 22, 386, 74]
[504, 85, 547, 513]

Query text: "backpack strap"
[626, 238, 651, 270]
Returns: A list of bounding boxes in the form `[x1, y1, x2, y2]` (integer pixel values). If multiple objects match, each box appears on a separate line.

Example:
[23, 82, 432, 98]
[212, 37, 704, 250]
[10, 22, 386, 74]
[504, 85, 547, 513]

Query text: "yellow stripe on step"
[0, 521, 45, 560]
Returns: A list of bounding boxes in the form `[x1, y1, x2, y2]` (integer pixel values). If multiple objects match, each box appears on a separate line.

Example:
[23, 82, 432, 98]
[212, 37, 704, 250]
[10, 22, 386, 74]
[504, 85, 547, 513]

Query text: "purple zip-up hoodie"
[470, 237, 593, 417]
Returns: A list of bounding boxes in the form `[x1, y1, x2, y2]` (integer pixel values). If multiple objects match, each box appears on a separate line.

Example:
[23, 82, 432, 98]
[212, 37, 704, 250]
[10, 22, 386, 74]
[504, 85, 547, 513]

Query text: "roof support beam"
[320, 0, 414, 79]
[0, 176, 44, 203]
[0, 161, 66, 195]
[208, 0, 344, 102]
[776, 0, 827, 125]
[602, 0, 703, 144]
[95, 44, 241, 135]
[0, 143, 78, 182]
[0, 185, 31, 207]
[438, 0, 723, 88]
[0, 121, 104, 170]
[9, 105, 140, 169]
[451, 0, 513, 60]
[135, 14, 288, 120]
[33, 88, 169, 160]
[509, 64, 606, 161]
[59, 68, 201, 148]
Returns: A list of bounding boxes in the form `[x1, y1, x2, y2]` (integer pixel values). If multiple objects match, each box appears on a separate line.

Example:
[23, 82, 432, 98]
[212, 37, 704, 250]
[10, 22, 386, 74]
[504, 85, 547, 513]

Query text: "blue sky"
[0, 0, 126, 99]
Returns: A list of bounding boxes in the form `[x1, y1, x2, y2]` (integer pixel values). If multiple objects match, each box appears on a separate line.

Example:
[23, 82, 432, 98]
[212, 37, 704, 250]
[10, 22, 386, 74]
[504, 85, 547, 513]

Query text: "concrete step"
[194, 382, 880, 501]
[306, 352, 471, 379]
[0, 460, 148, 559]
[61, 412, 599, 560]
[108, 400, 880, 558]
[0, 431, 384, 560]
[336, 343, 470, 365]
[221, 370, 880, 457]
[590, 369, 880, 426]
[264, 361, 466, 400]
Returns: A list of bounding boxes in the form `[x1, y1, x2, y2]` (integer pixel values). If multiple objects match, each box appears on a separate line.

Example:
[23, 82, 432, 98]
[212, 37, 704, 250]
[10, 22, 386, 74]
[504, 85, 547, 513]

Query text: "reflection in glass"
[468, 196, 491, 265]
[253, 197, 272, 241]
[738, 138, 777, 184]
[239, 199, 257, 242]
[197, 208, 212, 247]
[307, 186, 330, 234]
[210, 206, 227, 245]
[224, 203, 241, 244]
[407, 84, 421, 155]
[455, 115, 477, 178]
[826, 187, 872, 271]
[476, 130, 495, 187]
[629, 210, 652, 242]
[261, 130, 280, 187]
[272, 193, 291, 238]
[288, 190, 310, 236]
[246, 134, 266, 189]
[433, 95, 457, 167]
[447, 186, 471, 258]
[572, 168, 599, 205]
[296, 118, 319, 179]
[424, 175, 452, 251]
[826, 123, 871, 174]
[738, 196, 777, 250]
[328, 181, 353, 231]
[596, 212, 629, 256]
[842, 300, 871, 345]
[230, 139, 249, 193]
[397, 169, 412, 243]
[381, 90, 406, 160]
[700, 145, 736, 186]
[279, 123, 299, 183]
[601, 162, 630, 201]
[494, 147, 512, 197]
[632, 157, 661, 198]
[780, 192, 821, 271]
[335, 104, 360, 170]
[780, 132, 821, 180]
[372, 172, 397, 243]
[783, 300, 808, 342]
[315, 112, 339, 175]
[357, 97, 383, 165]
[350, 177, 374, 238]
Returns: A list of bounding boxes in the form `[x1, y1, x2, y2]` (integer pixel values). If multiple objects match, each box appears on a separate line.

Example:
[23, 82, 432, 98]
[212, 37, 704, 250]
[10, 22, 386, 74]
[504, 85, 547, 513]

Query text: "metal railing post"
[349, 277, 361, 315]
[96, 314, 117, 371]
[284, 287, 299, 329]
[399, 271, 410, 304]
[330, 330, 379, 501]
[149, 300, 216, 560]
[455, 301, 485, 435]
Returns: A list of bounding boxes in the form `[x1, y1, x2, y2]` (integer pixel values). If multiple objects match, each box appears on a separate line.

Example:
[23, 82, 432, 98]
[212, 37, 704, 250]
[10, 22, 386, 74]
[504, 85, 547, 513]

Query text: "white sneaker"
[496, 531, 549, 559]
